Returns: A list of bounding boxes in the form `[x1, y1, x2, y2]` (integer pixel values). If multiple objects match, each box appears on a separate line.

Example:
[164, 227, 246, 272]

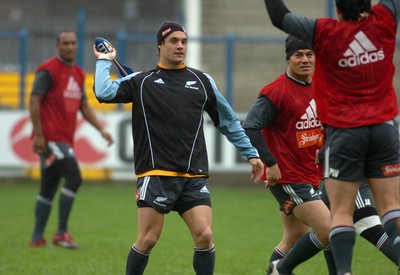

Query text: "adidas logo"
[338, 31, 385, 68]
[185, 80, 199, 90]
[295, 99, 321, 130]
[154, 78, 165, 84]
[63, 76, 81, 99]
[200, 185, 209, 194]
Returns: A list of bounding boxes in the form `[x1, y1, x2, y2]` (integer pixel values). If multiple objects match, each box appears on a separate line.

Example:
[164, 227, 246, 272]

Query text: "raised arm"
[264, 0, 290, 29]
[263, 0, 317, 46]
[93, 45, 138, 103]
[379, 0, 400, 26]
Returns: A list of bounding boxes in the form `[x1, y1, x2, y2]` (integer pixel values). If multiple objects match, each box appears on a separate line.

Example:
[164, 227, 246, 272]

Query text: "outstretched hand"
[249, 157, 264, 184]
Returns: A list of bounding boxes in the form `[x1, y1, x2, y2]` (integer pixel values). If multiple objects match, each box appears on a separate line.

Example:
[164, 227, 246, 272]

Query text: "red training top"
[36, 57, 85, 145]
[260, 74, 322, 188]
[314, 5, 398, 128]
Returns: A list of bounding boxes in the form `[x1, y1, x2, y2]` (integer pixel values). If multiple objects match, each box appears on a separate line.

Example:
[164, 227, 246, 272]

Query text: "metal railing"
[0, 30, 28, 109]
[7, 0, 400, 110]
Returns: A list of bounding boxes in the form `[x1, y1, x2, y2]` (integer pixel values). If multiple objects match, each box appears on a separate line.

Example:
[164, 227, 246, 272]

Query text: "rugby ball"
[94, 37, 114, 53]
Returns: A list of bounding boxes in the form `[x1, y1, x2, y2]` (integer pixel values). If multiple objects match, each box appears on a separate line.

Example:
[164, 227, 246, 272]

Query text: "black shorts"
[320, 179, 375, 210]
[270, 183, 321, 215]
[38, 142, 81, 196]
[39, 141, 74, 169]
[324, 120, 400, 181]
[320, 179, 380, 229]
[136, 176, 211, 215]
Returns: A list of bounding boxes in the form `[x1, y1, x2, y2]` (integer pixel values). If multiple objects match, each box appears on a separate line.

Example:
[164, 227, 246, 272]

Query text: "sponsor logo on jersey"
[296, 130, 321, 148]
[381, 163, 400, 176]
[154, 78, 165, 84]
[63, 76, 82, 99]
[185, 80, 199, 90]
[295, 99, 321, 148]
[338, 31, 385, 68]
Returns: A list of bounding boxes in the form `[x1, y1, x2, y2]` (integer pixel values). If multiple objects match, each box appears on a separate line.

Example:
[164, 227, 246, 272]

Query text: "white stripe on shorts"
[139, 176, 150, 201]
[282, 184, 304, 205]
[48, 141, 65, 159]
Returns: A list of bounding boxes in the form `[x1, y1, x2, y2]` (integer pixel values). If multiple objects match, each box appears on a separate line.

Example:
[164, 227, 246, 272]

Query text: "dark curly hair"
[335, 0, 371, 21]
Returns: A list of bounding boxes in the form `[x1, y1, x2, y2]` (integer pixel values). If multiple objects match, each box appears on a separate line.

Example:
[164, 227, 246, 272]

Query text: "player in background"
[263, 0, 400, 274]
[92, 21, 264, 275]
[28, 31, 114, 249]
[243, 35, 332, 275]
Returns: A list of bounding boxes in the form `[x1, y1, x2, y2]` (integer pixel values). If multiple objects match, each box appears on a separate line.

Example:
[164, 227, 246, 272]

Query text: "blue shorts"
[136, 176, 211, 215]
[324, 120, 400, 180]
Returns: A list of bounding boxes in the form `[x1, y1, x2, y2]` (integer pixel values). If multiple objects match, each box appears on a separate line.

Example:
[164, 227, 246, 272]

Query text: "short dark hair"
[335, 0, 371, 21]
[56, 30, 76, 43]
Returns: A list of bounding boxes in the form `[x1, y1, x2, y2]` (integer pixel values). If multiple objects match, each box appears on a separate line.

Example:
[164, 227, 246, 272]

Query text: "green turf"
[0, 178, 396, 274]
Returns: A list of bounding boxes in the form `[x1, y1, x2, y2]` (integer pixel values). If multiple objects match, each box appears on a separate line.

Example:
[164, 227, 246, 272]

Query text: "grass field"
[0, 177, 396, 275]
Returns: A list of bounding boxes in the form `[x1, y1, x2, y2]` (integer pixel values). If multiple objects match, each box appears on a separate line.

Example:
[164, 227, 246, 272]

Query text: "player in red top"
[263, 0, 400, 274]
[243, 35, 332, 275]
[28, 31, 113, 249]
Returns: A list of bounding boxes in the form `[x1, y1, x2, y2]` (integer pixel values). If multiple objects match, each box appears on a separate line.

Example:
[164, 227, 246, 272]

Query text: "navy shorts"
[136, 176, 211, 215]
[324, 120, 400, 180]
[320, 179, 375, 210]
[269, 183, 321, 215]
[320, 179, 380, 228]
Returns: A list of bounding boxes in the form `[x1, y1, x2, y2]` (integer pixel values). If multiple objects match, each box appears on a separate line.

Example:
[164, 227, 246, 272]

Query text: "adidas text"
[338, 49, 385, 68]
[295, 118, 321, 130]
